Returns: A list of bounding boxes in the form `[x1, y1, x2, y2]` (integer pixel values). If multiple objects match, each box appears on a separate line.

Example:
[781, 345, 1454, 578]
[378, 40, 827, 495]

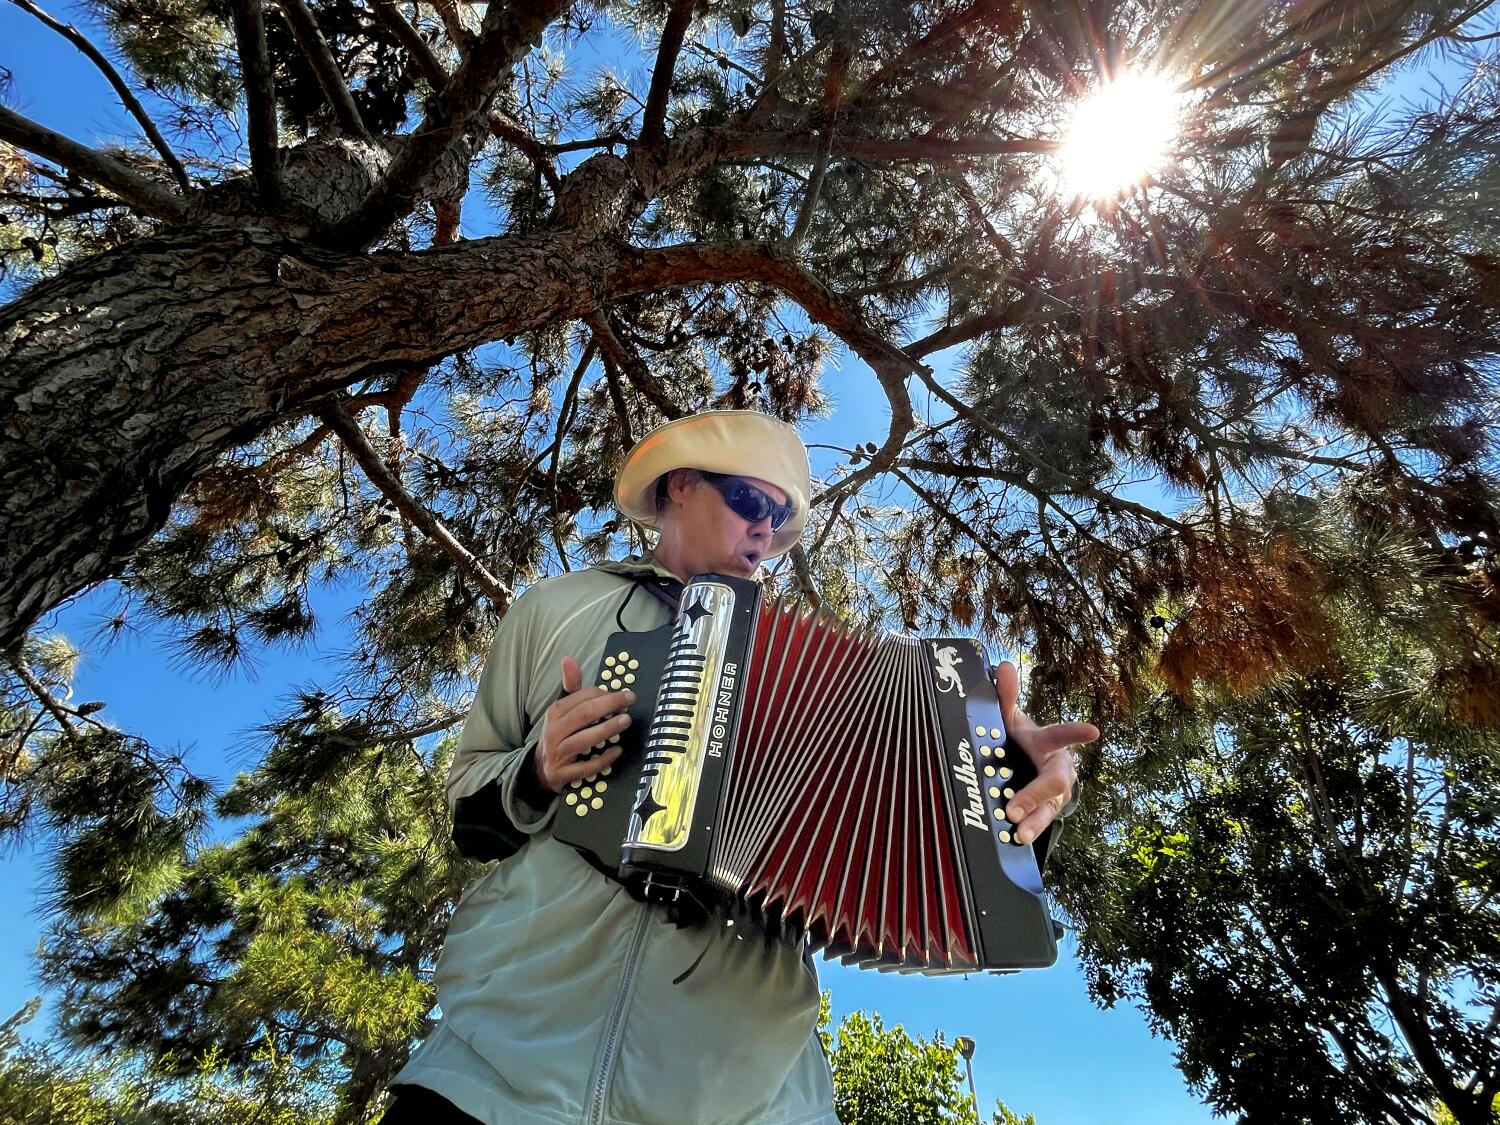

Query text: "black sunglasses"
[698, 471, 794, 531]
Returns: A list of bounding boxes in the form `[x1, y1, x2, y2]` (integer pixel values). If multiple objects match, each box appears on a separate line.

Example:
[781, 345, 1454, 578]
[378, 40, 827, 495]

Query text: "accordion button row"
[602, 653, 639, 691]
[569, 765, 614, 782]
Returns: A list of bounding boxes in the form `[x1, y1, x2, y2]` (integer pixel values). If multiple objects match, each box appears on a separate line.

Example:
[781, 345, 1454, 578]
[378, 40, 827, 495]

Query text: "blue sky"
[2, 3, 1485, 1120]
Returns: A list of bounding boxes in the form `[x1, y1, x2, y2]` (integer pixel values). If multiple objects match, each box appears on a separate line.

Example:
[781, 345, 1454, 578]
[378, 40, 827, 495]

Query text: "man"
[385, 410, 1097, 1125]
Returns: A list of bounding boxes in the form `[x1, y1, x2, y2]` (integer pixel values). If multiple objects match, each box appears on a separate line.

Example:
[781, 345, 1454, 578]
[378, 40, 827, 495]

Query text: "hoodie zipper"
[586, 907, 652, 1125]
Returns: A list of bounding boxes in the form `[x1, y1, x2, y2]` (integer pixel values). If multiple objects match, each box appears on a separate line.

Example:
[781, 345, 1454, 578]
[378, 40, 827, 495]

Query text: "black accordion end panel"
[552, 574, 1059, 975]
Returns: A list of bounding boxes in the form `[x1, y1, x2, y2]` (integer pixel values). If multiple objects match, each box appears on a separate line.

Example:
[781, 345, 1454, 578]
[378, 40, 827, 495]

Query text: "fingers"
[551, 685, 636, 733]
[995, 660, 1021, 720]
[1004, 775, 1072, 846]
[990, 660, 1099, 840]
[546, 741, 625, 789]
[537, 656, 635, 792]
[1023, 720, 1101, 757]
[560, 655, 583, 695]
[555, 709, 633, 762]
[538, 692, 633, 786]
[549, 679, 632, 730]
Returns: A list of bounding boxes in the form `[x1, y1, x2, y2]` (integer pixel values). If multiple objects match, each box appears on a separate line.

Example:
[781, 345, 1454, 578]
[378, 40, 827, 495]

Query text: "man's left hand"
[995, 660, 1100, 845]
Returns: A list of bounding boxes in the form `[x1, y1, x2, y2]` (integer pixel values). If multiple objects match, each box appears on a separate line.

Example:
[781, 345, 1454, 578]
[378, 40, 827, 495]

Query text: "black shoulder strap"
[617, 572, 684, 630]
[639, 574, 685, 612]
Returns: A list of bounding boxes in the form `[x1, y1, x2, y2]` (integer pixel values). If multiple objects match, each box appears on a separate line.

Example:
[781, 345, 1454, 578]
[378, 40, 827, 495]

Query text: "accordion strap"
[616, 572, 684, 629]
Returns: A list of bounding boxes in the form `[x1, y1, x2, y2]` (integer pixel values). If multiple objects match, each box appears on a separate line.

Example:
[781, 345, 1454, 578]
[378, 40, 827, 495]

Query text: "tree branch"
[726, 129, 1057, 164]
[489, 113, 563, 191]
[319, 400, 514, 608]
[907, 365, 1190, 533]
[330, 0, 567, 248]
[274, 0, 370, 139]
[639, 0, 696, 153]
[426, 0, 473, 52]
[787, 35, 851, 248]
[0, 105, 186, 221]
[9, 0, 191, 194]
[371, 0, 561, 192]
[228, 0, 282, 207]
[599, 354, 637, 449]
[372, 0, 448, 87]
[843, 0, 1020, 109]
[609, 238, 920, 517]
[584, 311, 684, 419]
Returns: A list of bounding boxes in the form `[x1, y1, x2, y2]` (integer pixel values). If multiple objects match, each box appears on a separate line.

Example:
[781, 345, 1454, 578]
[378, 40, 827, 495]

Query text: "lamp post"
[954, 1035, 979, 1122]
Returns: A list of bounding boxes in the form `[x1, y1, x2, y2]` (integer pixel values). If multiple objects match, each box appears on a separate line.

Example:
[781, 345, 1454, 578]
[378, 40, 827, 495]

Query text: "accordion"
[551, 573, 1061, 974]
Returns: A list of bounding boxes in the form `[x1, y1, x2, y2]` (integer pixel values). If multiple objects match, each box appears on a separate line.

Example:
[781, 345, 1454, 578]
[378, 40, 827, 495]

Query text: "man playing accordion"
[383, 410, 1097, 1125]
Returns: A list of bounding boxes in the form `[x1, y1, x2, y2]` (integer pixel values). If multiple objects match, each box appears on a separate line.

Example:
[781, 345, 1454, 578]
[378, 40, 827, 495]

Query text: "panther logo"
[932, 644, 966, 698]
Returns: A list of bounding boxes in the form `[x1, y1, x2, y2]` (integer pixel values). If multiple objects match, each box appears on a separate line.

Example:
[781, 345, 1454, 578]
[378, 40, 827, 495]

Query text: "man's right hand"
[533, 655, 634, 794]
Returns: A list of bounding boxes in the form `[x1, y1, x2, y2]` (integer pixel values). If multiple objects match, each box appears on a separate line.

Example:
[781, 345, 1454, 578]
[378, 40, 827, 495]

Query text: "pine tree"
[0, 0, 1496, 719]
[1071, 493, 1500, 1125]
[3, 0, 1500, 1120]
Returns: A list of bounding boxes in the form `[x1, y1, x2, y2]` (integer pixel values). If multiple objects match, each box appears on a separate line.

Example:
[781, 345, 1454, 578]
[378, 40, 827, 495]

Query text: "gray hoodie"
[395, 556, 838, 1125]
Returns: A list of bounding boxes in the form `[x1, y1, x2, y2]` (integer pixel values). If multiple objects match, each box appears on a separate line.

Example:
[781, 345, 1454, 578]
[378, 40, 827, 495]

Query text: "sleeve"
[448, 588, 559, 861]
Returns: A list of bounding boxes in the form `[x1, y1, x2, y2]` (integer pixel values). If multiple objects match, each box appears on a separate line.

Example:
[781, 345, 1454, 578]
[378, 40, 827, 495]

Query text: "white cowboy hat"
[614, 410, 811, 559]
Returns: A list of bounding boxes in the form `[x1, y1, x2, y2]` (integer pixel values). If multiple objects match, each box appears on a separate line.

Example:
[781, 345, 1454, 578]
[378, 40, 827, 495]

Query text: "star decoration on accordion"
[682, 599, 712, 628]
[634, 791, 665, 826]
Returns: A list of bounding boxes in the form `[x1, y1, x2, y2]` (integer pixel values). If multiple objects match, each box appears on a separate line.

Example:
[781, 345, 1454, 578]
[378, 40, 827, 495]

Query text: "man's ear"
[664, 467, 697, 504]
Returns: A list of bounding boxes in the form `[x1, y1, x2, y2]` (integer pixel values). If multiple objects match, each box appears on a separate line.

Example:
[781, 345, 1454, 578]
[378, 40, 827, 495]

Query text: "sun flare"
[1057, 71, 1182, 198]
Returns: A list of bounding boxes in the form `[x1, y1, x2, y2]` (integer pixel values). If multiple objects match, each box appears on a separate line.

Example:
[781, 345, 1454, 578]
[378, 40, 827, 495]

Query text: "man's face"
[662, 470, 790, 578]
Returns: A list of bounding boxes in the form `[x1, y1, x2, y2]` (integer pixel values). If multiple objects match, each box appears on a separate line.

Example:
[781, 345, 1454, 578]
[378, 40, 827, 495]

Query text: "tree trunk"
[0, 221, 621, 650]
[0, 141, 805, 652]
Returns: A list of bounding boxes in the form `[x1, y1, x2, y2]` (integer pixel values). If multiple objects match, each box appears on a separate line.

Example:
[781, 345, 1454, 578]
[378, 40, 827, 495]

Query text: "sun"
[1057, 71, 1182, 199]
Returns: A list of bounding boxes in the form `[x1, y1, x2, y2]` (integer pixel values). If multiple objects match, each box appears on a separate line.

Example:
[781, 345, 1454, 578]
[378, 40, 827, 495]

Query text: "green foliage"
[818, 997, 1038, 1125]
[825, 1008, 970, 1124]
[0, 1000, 334, 1124]
[12, 690, 469, 1123]
[1072, 501, 1500, 1125]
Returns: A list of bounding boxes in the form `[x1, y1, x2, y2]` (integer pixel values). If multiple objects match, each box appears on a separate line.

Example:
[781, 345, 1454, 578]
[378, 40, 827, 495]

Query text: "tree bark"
[0, 155, 868, 651]
[0, 222, 607, 650]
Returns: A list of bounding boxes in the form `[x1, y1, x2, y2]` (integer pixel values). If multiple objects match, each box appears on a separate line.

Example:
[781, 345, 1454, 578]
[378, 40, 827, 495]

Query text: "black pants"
[380, 1085, 484, 1125]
